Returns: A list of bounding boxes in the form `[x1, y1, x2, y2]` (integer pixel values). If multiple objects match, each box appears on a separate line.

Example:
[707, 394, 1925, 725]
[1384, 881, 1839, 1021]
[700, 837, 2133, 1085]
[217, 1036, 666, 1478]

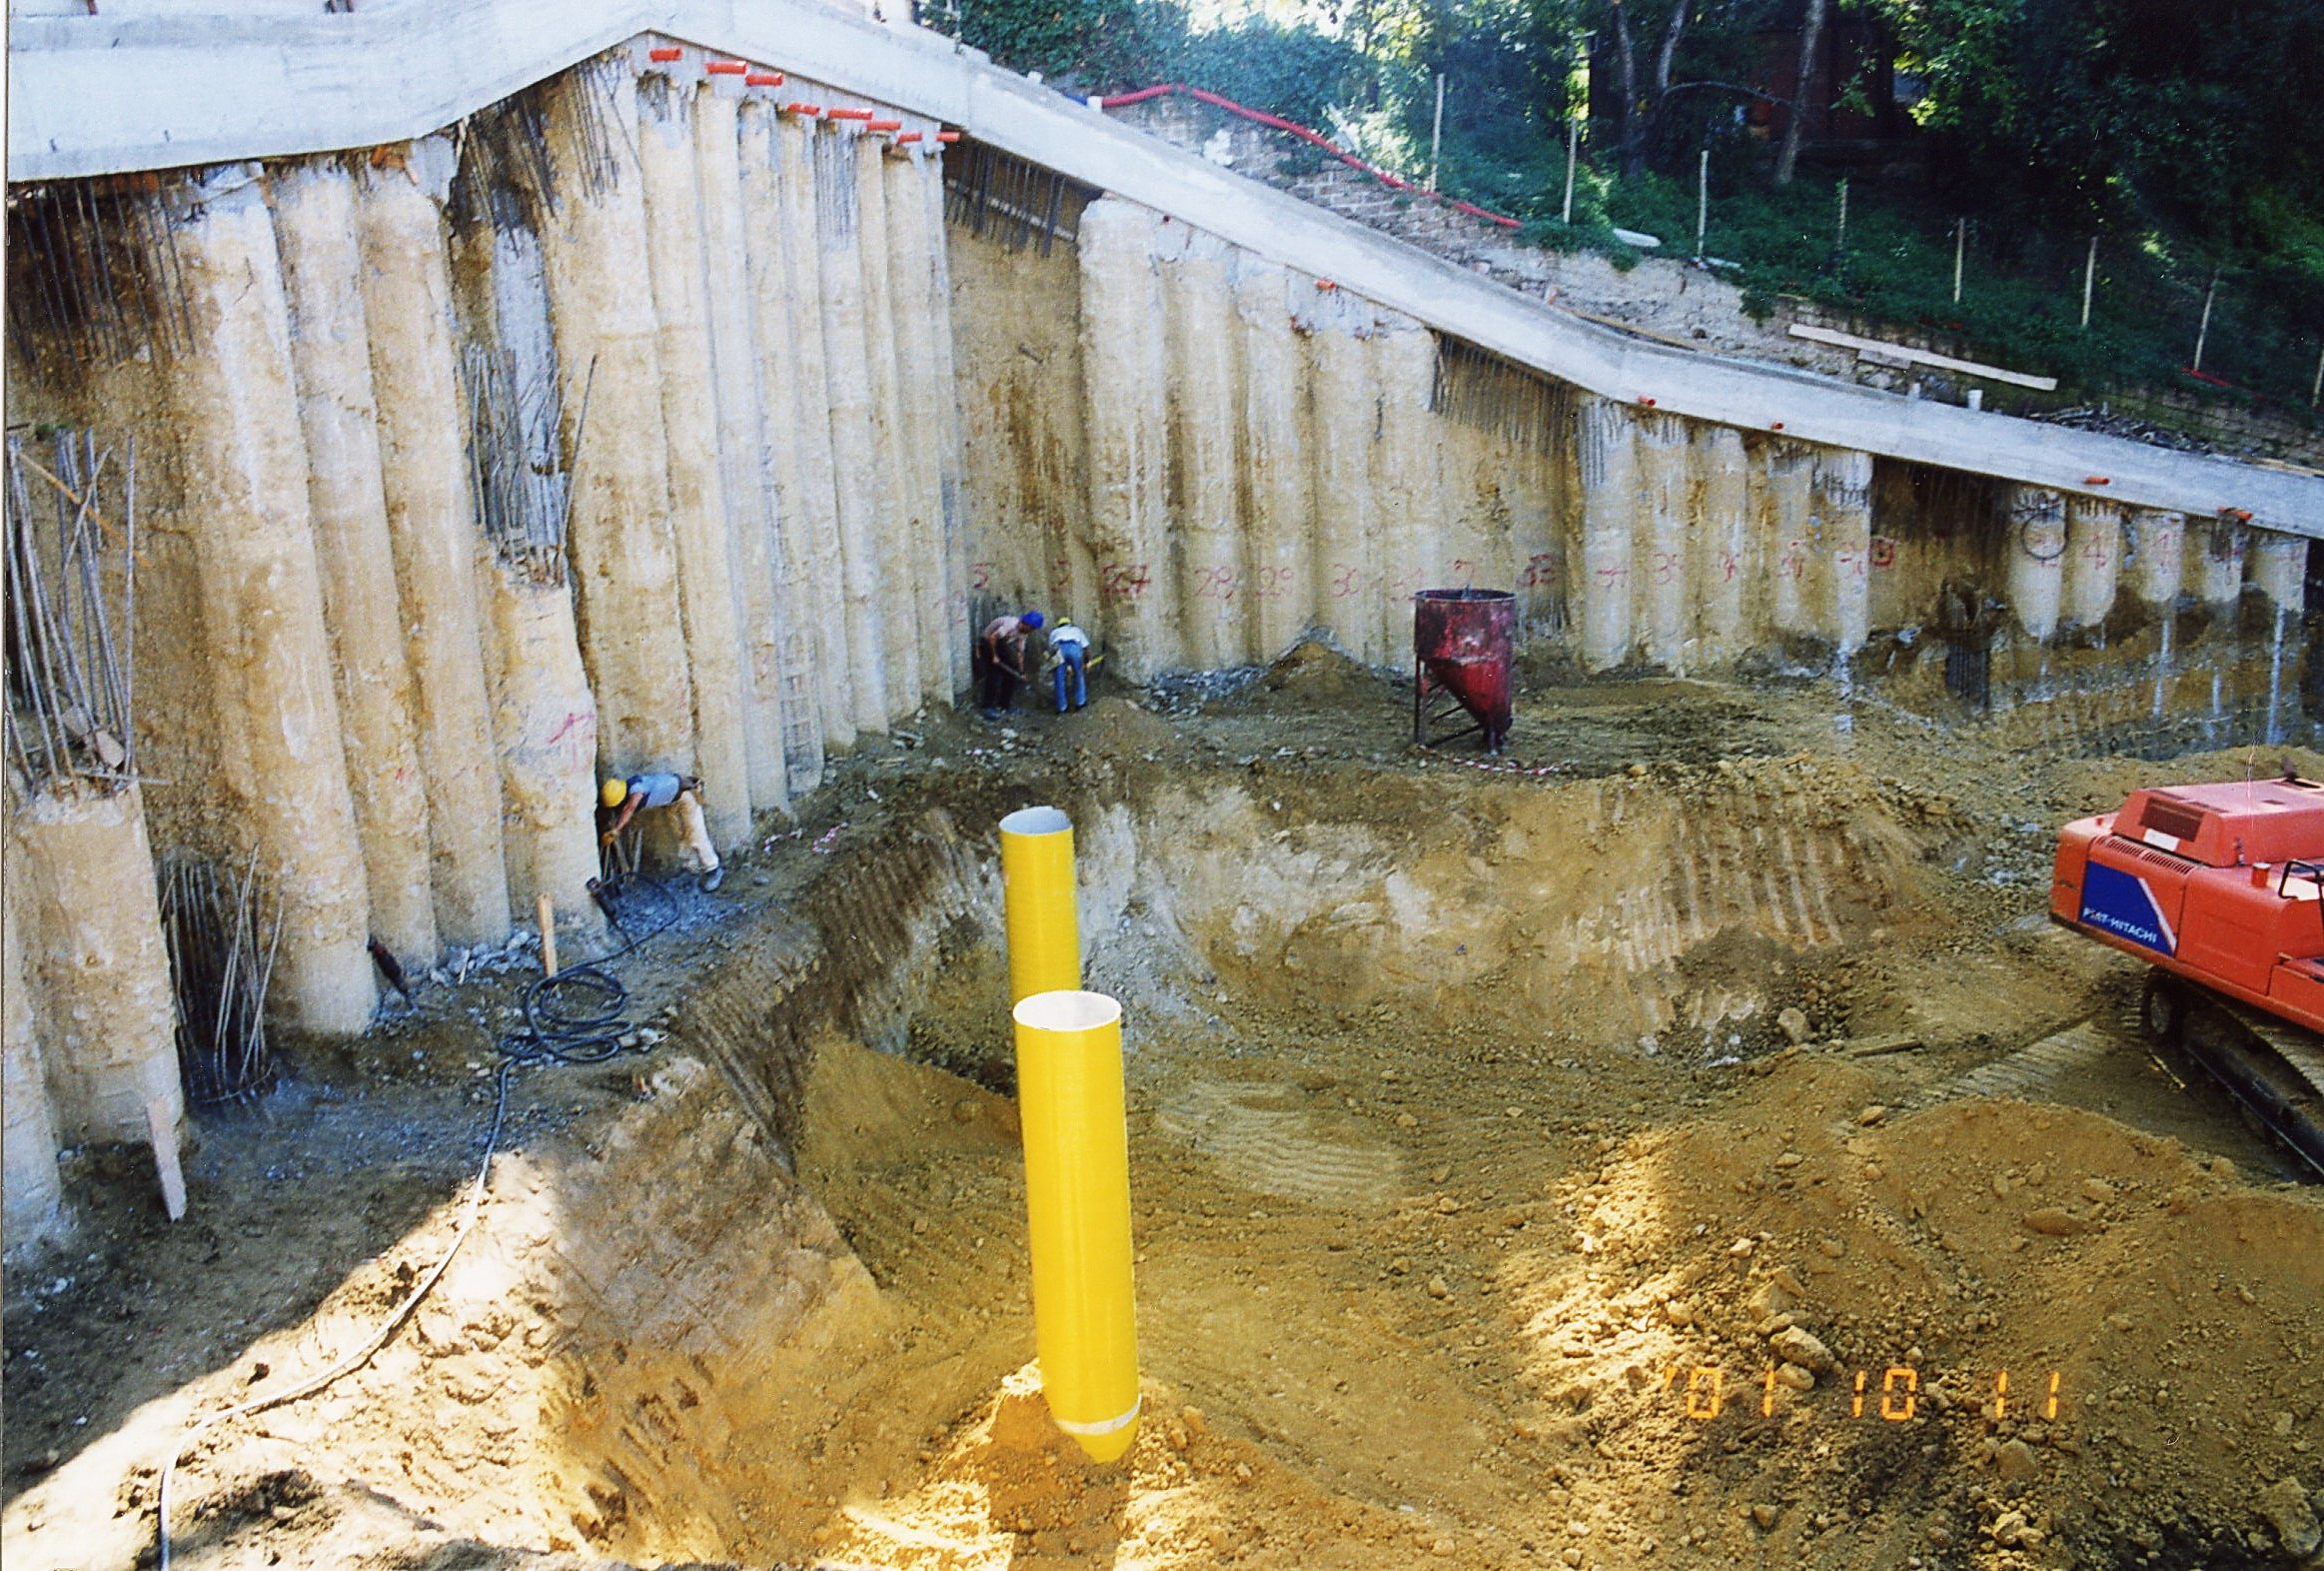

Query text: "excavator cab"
[2052, 776, 2324, 1030]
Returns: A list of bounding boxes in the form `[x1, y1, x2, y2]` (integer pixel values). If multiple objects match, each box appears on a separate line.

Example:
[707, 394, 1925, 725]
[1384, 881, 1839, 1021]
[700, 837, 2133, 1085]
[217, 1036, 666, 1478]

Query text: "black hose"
[495, 868, 681, 1068]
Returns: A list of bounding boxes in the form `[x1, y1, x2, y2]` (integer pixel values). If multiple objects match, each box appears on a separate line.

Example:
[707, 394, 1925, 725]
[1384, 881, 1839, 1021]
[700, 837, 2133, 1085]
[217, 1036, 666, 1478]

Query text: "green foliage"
[952, 0, 1378, 125]
[1695, 174, 2320, 410]
[1181, 21, 1383, 129]
[1871, 0, 2324, 242]
[954, 0, 1188, 85]
[953, 0, 2323, 421]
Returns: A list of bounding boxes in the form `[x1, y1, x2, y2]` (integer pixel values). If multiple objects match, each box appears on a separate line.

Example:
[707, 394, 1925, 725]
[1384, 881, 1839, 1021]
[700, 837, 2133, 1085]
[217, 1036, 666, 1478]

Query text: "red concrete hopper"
[1413, 589, 1515, 753]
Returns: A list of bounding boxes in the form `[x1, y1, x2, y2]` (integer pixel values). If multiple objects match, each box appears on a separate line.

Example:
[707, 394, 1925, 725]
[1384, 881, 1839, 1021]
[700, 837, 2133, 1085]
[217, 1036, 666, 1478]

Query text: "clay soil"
[6, 648, 2323, 1571]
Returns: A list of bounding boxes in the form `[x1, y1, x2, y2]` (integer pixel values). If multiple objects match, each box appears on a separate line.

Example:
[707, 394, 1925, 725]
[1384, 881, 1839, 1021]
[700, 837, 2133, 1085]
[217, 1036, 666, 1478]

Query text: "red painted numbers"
[1100, 561, 1152, 601]
[1250, 565, 1295, 601]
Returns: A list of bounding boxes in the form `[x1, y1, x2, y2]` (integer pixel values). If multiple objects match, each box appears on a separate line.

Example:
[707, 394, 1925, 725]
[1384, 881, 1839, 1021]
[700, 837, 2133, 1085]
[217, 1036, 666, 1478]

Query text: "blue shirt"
[627, 772, 682, 810]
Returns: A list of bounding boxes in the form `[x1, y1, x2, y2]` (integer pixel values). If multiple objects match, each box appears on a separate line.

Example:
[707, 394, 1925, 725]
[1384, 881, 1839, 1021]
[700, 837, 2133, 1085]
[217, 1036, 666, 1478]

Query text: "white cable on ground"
[152, 1061, 514, 1571]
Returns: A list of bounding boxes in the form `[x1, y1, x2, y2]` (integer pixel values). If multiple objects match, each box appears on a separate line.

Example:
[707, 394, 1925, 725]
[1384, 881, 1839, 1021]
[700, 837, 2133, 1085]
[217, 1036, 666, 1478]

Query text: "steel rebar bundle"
[448, 88, 563, 234]
[941, 138, 1093, 256]
[565, 55, 635, 199]
[4, 429, 140, 795]
[463, 342, 579, 585]
[5, 176, 195, 369]
[157, 853, 283, 1106]
[1431, 332, 1571, 452]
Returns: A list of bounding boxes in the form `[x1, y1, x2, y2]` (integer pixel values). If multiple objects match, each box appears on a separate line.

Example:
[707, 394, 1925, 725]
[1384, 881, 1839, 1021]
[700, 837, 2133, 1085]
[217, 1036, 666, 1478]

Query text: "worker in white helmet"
[600, 772, 722, 891]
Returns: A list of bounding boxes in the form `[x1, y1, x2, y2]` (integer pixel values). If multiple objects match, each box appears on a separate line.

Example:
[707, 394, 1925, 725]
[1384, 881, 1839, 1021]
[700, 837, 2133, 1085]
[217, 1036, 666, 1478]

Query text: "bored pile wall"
[5, 48, 964, 1002]
[951, 196, 1573, 681]
[2, 43, 968, 1245]
[949, 190, 2311, 729]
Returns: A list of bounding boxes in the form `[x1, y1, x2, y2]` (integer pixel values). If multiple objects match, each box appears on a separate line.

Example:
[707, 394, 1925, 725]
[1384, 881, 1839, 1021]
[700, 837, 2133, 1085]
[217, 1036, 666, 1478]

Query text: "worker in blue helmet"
[975, 610, 1043, 718]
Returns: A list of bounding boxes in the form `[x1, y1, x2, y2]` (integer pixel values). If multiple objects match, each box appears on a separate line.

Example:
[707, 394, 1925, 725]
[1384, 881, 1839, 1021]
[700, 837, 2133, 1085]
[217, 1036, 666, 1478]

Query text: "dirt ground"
[5, 646, 2322, 1571]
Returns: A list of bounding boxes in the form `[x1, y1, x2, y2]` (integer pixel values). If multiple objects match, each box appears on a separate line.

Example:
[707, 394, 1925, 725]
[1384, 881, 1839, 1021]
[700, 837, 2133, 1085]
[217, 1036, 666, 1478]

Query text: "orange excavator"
[2051, 773, 2324, 1178]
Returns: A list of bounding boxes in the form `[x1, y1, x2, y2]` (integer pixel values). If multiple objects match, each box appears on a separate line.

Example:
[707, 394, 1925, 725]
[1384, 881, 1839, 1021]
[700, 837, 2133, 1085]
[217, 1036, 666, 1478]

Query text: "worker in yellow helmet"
[599, 771, 722, 891]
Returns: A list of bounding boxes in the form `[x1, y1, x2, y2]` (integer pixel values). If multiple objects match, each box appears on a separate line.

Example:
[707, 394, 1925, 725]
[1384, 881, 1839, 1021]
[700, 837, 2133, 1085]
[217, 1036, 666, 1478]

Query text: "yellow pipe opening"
[1012, 987, 1140, 1462]
[1000, 805, 1080, 1002]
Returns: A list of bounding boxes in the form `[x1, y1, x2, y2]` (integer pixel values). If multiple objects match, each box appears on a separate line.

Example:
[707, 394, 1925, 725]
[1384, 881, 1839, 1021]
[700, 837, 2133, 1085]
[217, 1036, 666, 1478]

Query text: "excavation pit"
[4, 666, 2322, 1571]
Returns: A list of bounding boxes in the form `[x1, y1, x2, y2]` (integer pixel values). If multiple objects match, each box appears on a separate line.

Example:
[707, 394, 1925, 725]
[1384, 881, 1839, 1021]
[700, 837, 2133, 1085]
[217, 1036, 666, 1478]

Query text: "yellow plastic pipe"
[1000, 805, 1080, 1002]
[1012, 988, 1140, 1462]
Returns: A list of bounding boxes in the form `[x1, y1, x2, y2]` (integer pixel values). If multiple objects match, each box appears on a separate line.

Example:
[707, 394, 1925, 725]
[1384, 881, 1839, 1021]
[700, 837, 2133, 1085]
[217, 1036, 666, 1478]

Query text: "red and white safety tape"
[762, 820, 850, 854]
[1422, 754, 1570, 778]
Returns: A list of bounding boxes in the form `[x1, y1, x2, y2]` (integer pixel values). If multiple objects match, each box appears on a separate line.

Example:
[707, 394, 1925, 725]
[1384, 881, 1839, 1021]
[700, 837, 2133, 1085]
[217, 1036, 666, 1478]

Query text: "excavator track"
[2163, 983, 2324, 1181]
[2222, 1003, 2324, 1103]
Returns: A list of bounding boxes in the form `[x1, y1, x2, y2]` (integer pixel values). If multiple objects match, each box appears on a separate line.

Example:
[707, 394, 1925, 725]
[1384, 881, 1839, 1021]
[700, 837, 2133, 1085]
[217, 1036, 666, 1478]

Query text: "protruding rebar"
[3, 429, 139, 793]
[1431, 332, 1570, 452]
[159, 851, 282, 1105]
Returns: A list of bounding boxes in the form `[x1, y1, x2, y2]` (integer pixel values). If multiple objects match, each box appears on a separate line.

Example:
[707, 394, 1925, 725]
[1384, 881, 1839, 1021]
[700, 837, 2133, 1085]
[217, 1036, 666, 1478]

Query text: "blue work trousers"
[1052, 646, 1088, 713]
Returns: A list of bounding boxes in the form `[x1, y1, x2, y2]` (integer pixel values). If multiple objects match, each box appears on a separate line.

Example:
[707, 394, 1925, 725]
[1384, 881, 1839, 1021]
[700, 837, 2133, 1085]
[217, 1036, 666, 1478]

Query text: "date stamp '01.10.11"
[1656, 1363, 2061, 1424]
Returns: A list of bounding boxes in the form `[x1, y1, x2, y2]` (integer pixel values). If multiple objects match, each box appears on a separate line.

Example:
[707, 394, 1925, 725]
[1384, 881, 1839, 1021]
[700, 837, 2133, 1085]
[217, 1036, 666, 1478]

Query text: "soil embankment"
[5, 655, 2320, 1570]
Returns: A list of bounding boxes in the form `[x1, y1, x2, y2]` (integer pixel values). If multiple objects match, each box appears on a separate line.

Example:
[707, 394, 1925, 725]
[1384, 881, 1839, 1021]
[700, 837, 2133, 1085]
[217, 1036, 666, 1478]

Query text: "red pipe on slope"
[1095, 82, 1522, 230]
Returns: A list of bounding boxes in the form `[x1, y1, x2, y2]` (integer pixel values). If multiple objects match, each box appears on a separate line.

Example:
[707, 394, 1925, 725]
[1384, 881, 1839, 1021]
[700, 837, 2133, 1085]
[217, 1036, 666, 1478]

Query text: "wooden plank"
[1559, 304, 1703, 353]
[146, 1097, 186, 1221]
[1786, 323, 2058, 391]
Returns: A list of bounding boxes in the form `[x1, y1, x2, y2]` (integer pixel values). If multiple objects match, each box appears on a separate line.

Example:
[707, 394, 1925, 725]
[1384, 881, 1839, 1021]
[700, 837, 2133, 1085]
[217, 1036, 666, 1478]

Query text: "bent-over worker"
[600, 772, 723, 891]
[1046, 618, 1091, 714]
[976, 610, 1044, 718]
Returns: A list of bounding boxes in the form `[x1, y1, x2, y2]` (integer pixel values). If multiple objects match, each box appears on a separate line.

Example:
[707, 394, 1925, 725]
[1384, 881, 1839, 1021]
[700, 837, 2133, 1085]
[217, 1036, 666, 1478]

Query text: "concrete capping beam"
[11, 0, 2321, 537]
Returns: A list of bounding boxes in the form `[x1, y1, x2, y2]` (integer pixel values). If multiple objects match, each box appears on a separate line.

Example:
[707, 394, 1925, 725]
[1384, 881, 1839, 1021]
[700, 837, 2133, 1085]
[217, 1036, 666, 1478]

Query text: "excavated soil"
[5, 648, 2323, 1571]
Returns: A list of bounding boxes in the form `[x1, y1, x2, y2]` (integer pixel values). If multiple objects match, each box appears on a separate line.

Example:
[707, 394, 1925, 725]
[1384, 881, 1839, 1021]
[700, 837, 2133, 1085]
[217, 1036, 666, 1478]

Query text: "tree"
[1602, 0, 1695, 177]
[1771, 0, 1825, 184]
[1596, 0, 1789, 181]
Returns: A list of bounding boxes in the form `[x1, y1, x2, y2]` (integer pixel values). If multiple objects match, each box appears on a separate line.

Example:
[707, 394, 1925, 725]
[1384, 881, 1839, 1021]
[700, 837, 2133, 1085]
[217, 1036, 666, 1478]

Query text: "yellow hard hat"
[600, 778, 627, 808]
